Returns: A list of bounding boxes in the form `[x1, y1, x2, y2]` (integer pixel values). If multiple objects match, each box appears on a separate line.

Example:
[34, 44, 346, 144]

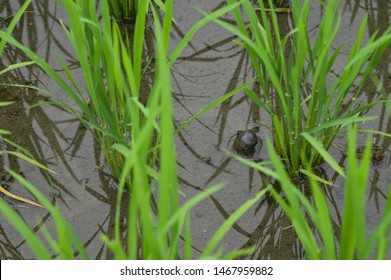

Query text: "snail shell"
[232, 130, 262, 159]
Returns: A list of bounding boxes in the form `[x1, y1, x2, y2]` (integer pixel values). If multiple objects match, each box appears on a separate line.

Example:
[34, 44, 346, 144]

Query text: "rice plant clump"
[268, 126, 391, 259]
[221, 0, 391, 176]
[108, 0, 138, 20]
[108, 0, 167, 21]
[271, 0, 289, 8]
[0, 0, 269, 260]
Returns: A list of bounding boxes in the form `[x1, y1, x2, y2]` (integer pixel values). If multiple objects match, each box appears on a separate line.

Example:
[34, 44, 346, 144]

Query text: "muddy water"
[0, 0, 390, 259]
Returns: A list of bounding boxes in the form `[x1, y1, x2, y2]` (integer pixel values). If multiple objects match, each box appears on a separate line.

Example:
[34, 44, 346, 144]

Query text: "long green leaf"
[201, 187, 269, 258]
[301, 132, 345, 178]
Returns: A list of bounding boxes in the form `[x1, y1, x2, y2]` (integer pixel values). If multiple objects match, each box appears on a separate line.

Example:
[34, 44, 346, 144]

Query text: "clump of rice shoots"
[271, 0, 290, 8]
[108, 0, 168, 22]
[220, 0, 391, 176]
[108, 0, 138, 21]
[0, 0, 268, 260]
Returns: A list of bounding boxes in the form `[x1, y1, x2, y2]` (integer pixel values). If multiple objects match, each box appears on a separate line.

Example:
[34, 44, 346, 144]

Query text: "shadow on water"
[342, 0, 391, 230]
[343, 0, 391, 151]
[237, 167, 349, 260]
[171, 0, 391, 259]
[0, 1, 124, 259]
[0, 0, 158, 260]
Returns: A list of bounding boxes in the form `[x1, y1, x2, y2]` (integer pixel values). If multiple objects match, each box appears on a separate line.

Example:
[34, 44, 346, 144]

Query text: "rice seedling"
[275, 126, 391, 259]
[0, 169, 89, 259]
[101, 5, 266, 259]
[108, 0, 167, 21]
[2, 0, 154, 189]
[1, 0, 55, 199]
[270, 0, 290, 8]
[108, 0, 139, 20]
[0, 0, 240, 189]
[216, 0, 391, 176]
[0, 143, 267, 259]
[1, 0, 268, 259]
[231, 125, 391, 259]
[0, 0, 31, 55]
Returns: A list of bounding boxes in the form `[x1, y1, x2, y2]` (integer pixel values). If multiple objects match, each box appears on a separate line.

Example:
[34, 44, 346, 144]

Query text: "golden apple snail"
[231, 129, 263, 159]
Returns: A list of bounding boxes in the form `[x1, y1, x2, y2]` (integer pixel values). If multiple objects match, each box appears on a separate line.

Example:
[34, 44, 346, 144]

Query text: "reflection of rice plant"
[219, 0, 391, 176]
[0, 1, 30, 53]
[0, 1, 54, 178]
[0, 0, 268, 259]
[0, 0, 243, 194]
[270, 126, 391, 259]
[2, 0, 162, 189]
[233, 125, 391, 259]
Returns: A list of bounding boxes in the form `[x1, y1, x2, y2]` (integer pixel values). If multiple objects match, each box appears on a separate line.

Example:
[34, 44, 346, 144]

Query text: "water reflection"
[0, 1, 117, 259]
[343, 0, 391, 149]
[172, 0, 391, 259]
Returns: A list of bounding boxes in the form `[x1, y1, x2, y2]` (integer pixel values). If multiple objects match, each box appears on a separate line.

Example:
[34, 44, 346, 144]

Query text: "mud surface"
[0, 0, 390, 259]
